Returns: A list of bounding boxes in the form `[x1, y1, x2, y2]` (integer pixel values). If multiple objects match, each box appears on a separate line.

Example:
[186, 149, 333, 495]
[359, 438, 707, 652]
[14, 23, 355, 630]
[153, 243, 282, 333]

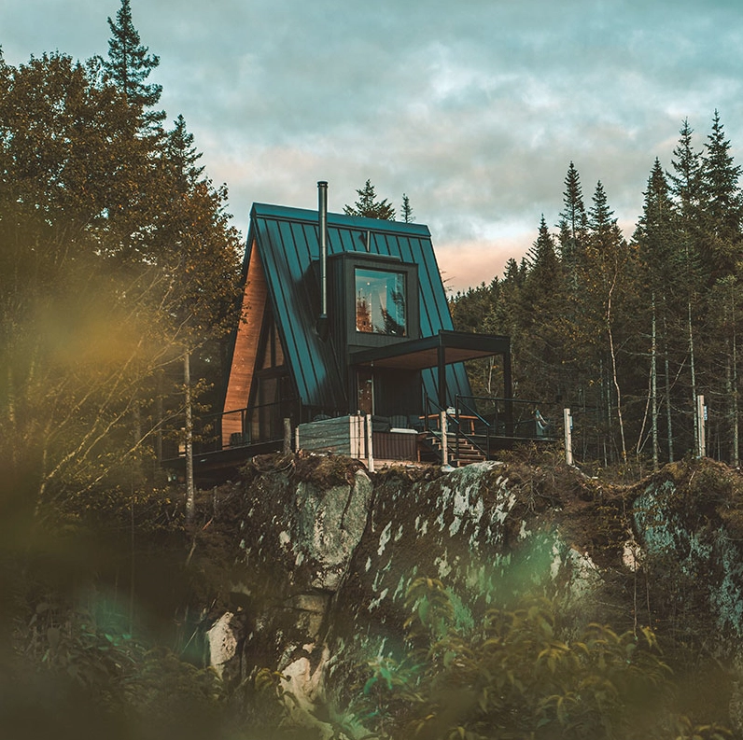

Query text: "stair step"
[420, 430, 486, 466]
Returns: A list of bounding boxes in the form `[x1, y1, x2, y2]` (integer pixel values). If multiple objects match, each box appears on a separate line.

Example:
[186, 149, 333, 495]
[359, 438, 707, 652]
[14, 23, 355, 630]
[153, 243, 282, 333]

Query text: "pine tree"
[520, 215, 559, 321]
[669, 119, 704, 454]
[634, 159, 680, 466]
[166, 114, 204, 192]
[635, 160, 679, 287]
[344, 179, 396, 220]
[525, 216, 559, 276]
[700, 109, 742, 279]
[103, 0, 164, 124]
[699, 112, 743, 462]
[585, 181, 631, 462]
[557, 162, 588, 266]
[587, 181, 617, 238]
[668, 119, 702, 224]
[401, 193, 414, 223]
[515, 216, 569, 400]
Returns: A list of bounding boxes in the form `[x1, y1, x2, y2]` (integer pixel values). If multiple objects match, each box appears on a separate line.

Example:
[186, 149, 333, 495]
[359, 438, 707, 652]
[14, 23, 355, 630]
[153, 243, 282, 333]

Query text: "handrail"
[162, 399, 296, 457]
[456, 395, 559, 439]
[456, 394, 490, 457]
[422, 393, 488, 463]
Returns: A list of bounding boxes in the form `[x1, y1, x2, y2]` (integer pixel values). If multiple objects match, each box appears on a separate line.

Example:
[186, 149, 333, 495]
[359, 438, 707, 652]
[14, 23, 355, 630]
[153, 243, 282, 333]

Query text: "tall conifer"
[344, 180, 396, 220]
[668, 120, 705, 453]
[634, 159, 679, 465]
[166, 114, 204, 192]
[401, 193, 414, 223]
[700, 110, 742, 279]
[557, 162, 588, 294]
[104, 0, 164, 125]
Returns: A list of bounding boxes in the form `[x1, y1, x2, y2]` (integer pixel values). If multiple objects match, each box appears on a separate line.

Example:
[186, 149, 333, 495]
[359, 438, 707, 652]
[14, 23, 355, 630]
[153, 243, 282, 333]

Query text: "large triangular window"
[248, 309, 295, 442]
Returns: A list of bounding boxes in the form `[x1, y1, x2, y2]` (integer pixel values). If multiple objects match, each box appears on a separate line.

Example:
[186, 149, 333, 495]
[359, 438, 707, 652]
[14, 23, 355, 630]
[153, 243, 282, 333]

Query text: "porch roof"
[349, 330, 510, 371]
[350, 330, 512, 408]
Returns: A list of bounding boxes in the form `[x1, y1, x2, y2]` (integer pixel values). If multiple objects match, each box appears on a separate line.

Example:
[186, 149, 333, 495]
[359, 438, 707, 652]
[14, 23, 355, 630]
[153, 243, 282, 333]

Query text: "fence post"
[440, 410, 448, 466]
[455, 403, 460, 462]
[696, 394, 706, 458]
[283, 418, 292, 454]
[366, 413, 374, 473]
[563, 408, 573, 466]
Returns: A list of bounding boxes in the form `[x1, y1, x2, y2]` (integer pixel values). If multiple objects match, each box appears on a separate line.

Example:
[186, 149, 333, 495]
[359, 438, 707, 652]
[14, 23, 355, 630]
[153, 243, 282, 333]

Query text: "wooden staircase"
[421, 431, 486, 467]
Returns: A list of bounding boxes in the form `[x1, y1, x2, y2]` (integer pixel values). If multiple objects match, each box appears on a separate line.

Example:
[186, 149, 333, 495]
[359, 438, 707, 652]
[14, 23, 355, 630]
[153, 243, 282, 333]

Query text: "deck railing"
[162, 394, 562, 466]
[457, 395, 559, 441]
[419, 393, 560, 464]
[161, 400, 294, 459]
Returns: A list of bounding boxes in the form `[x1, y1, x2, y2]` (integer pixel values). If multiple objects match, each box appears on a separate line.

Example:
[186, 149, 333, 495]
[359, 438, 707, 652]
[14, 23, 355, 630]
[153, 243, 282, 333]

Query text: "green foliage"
[0, 41, 241, 514]
[103, 0, 164, 125]
[344, 179, 397, 220]
[401, 193, 414, 223]
[449, 111, 743, 468]
[7, 597, 227, 740]
[345, 577, 728, 740]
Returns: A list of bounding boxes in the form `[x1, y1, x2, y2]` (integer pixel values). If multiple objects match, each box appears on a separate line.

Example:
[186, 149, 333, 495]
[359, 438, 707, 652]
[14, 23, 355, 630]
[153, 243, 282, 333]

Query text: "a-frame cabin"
[171, 183, 534, 481]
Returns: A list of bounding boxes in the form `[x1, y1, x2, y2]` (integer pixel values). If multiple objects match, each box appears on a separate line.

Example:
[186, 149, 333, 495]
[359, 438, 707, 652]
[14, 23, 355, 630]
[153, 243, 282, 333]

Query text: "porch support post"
[366, 413, 374, 472]
[438, 341, 447, 410]
[503, 346, 513, 438]
[440, 410, 448, 466]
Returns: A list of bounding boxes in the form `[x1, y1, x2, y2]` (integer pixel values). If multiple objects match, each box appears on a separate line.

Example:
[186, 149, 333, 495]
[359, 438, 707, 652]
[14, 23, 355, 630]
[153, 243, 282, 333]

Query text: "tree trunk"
[184, 351, 195, 522]
[662, 310, 674, 463]
[730, 282, 739, 467]
[650, 293, 659, 470]
[606, 272, 627, 463]
[688, 301, 698, 456]
[156, 370, 163, 464]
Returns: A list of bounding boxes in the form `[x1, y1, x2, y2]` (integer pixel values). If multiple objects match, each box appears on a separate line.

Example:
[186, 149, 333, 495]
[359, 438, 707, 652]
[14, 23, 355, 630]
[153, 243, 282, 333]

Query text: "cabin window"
[355, 268, 407, 336]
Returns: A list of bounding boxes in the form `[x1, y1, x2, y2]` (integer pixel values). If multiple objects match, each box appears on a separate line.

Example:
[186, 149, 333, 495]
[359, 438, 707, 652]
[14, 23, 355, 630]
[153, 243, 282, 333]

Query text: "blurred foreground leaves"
[340, 577, 732, 740]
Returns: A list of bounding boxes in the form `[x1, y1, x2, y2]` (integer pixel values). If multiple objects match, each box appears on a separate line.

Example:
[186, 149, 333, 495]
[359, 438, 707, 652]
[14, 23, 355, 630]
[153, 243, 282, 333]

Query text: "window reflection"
[355, 269, 407, 336]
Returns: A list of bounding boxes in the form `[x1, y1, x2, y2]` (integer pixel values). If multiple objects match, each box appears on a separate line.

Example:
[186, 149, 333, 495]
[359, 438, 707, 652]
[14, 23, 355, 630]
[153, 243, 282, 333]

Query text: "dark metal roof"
[246, 203, 472, 409]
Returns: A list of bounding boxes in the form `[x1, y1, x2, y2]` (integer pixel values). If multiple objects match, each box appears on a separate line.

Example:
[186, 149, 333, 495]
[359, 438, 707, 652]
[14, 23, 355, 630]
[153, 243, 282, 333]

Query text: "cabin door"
[357, 369, 374, 415]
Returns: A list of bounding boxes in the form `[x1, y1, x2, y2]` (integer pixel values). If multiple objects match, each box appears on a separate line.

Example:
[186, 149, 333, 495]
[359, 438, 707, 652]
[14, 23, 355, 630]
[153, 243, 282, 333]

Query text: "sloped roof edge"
[250, 202, 432, 238]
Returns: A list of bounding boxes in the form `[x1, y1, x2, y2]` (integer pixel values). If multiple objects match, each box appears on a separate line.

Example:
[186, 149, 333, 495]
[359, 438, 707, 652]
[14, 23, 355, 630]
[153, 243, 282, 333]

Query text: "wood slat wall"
[372, 431, 418, 461]
[297, 416, 355, 456]
[222, 243, 268, 447]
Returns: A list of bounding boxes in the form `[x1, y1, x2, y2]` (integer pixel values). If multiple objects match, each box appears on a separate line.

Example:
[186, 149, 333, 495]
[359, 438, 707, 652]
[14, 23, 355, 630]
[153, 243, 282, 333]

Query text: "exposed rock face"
[634, 468, 743, 639]
[207, 612, 239, 680]
[202, 455, 743, 733]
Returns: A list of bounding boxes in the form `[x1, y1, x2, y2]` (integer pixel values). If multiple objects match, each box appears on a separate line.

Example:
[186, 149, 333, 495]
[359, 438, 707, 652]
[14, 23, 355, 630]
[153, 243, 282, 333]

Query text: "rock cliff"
[193, 454, 743, 736]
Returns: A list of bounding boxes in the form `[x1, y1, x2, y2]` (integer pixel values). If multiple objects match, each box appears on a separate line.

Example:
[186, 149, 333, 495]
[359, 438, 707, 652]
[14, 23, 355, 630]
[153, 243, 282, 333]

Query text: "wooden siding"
[372, 430, 418, 461]
[296, 416, 418, 462]
[297, 415, 365, 457]
[222, 243, 268, 447]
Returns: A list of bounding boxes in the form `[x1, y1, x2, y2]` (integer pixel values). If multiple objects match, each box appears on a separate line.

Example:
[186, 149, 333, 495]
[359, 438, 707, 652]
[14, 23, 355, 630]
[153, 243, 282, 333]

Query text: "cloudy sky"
[2, 0, 742, 290]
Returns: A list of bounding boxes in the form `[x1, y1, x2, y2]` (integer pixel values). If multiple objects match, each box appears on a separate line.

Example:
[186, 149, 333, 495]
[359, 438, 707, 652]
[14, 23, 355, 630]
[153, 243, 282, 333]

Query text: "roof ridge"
[250, 202, 431, 236]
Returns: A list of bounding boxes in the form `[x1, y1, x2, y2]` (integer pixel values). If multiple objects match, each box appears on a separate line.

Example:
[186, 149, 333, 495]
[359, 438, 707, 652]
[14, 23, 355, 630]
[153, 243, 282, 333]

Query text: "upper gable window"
[355, 268, 407, 336]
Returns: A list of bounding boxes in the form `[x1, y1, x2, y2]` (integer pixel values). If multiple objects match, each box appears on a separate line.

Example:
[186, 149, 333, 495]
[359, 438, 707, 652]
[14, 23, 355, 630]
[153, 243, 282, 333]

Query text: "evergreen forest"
[450, 123, 743, 471]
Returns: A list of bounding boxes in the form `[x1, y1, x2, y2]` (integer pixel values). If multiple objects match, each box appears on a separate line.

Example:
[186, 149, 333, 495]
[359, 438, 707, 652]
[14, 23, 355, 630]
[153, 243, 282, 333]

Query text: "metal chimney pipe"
[317, 181, 329, 339]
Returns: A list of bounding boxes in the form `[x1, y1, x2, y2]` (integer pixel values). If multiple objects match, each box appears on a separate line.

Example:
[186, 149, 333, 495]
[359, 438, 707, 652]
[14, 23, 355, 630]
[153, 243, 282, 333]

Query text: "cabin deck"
[161, 397, 559, 485]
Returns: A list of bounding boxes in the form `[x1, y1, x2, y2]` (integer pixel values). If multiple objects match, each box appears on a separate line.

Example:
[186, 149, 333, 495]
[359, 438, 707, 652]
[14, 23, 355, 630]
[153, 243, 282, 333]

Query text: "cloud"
[5, 0, 743, 289]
